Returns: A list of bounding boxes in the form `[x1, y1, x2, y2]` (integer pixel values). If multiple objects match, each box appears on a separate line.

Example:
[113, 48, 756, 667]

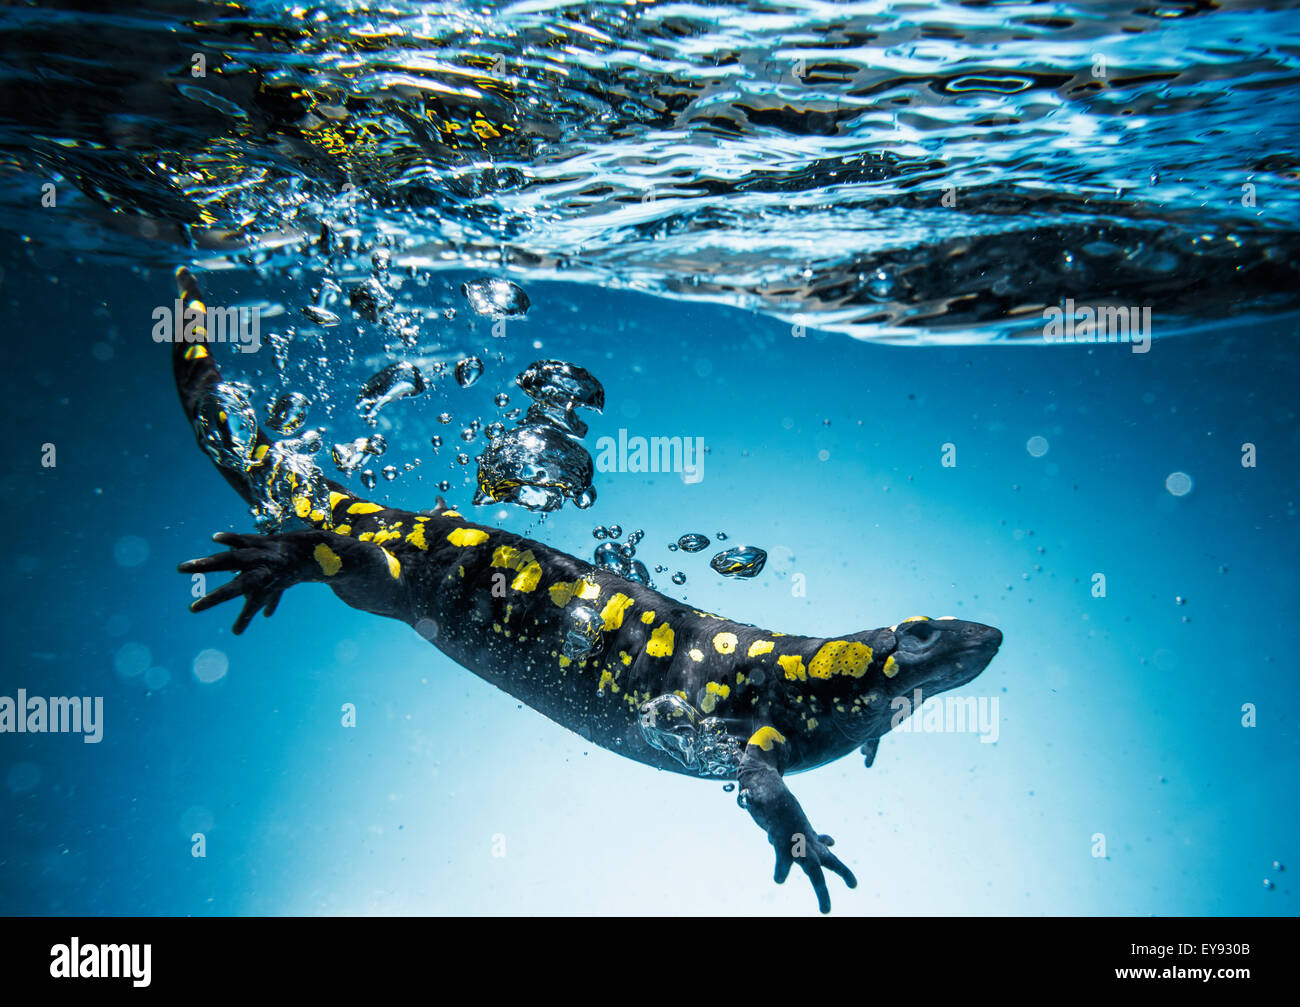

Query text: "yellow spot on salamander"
[313, 544, 342, 576]
[700, 681, 731, 714]
[328, 491, 349, 511]
[511, 552, 542, 592]
[806, 717, 819, 731]
[253, 443, 269, 462]
[491, 545, 520, 569]
[309, 509, 326, 524]
[442, 510, 462, 518]
[902, 615, 930, 623]
[358, 531, 374, 542]
[577, 579, 600, 601]
[183, 344, 209, 360]
[883, 655, 900, 678]
[548, 580, 576, 607]
[597, 670, 618, 695]
[292, 496, 312, 519]
[778, 654, 807, 681]
[334, 524, 351, 537]
[689, 648, 704, 663]
[447, 527, 489, 547]
[348, 502, 383, 515]
[620, 651, 632, 666]
[406, 523, 428, 550]
[748, 726, 787, 751]
[600, 593, 634, 631]
[559, 655, 572, 669]
[747, 639, 774, 658]
[809, 640, 874, 679]
[640, 610, 656, 625]
[646, 623, 675, 658]
[381, 548, 401, 579]
[713, 632, 738, 655]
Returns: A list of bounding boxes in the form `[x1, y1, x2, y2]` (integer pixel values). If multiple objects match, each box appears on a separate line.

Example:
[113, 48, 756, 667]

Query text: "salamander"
[169, 267, 1003, 912]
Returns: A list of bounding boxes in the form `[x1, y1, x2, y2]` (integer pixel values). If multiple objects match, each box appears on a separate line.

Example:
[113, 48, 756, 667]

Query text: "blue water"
[1, 238, 1296, 915]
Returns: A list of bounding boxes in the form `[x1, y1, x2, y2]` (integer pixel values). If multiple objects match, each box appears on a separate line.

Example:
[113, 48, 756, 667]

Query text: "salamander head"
[835, 616, 1002, 749]
[882, 615, 1002, 695]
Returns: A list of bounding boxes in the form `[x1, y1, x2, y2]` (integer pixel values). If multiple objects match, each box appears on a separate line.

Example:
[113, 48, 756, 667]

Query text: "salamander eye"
[898, 620, 939, 652]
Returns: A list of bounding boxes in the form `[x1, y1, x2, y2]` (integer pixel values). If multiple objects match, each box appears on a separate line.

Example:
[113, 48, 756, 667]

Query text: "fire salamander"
[170, 267, 1003, 913]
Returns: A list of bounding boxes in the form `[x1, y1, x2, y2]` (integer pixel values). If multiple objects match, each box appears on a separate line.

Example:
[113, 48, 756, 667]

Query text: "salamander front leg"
[179, 530, 406, 634]
[737, 726, 857, 913]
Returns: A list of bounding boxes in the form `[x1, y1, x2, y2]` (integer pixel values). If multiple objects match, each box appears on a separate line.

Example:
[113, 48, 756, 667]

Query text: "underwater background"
[1, 0, 1298, 916]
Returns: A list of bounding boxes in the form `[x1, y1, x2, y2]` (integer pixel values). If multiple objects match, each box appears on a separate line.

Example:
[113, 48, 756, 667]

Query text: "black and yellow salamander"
[170, 267, 1003, 913]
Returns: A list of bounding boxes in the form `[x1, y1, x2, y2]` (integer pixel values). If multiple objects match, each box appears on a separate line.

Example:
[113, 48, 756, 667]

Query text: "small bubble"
[1165, 471, 1193, 496]
[1026, 435, 1049, 458]
[455, 356, 484, 388]
[672, 571, 686, 585]
[361, 469, 377, 489]
[382, 465, 398, 481]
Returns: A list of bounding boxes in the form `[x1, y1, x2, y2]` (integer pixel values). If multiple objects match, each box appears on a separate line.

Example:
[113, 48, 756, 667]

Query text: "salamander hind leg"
[737, 726, 858, 913]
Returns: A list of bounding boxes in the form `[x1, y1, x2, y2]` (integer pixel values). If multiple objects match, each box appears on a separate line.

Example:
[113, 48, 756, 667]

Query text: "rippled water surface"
[3, 0, 1299, 340]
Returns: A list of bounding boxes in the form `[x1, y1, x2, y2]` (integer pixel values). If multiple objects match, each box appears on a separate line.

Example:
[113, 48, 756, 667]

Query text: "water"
[0, 1, 1297, 917]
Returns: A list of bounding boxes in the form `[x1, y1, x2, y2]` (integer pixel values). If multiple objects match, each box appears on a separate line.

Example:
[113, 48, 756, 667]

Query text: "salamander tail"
[171, 266, 358, 521]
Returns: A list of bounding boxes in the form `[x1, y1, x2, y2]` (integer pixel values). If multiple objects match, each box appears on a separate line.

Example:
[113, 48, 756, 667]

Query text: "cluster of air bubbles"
[462, 277, 531, 318]
[660, 529, 764, 583]
[474, 360, 603, 513]
[638, 694, 743, 776]
[349, 276, 394, 323]
[592, 525, 651, 586]
[276, 428, 323, 456]
[357, 361, 425, 424]
[332, 433, 387, 476]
